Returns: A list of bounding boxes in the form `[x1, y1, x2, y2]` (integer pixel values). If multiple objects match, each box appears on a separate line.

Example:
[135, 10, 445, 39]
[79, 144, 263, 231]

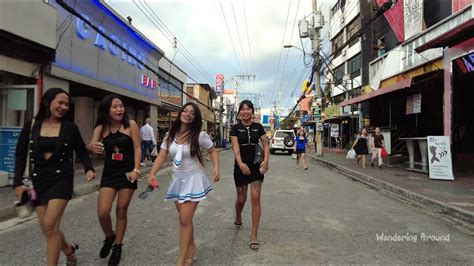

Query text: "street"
[0, 149, 473, 265]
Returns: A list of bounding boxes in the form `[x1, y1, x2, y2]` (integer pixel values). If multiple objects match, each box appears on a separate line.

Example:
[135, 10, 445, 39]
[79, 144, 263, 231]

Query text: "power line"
[231, 3, 249, 77]
[133, 0, 213, 84]
[272, 0, 293, 105]
[242, 2, 255, 92]
[220, 2, 244, 75]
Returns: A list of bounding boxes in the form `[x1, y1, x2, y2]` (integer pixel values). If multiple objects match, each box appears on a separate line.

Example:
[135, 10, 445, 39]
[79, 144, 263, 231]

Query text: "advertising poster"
[427, 136, 454, 180]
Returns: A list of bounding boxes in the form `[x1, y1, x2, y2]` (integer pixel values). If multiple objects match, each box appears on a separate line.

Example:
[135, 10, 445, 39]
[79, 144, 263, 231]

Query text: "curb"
[308, 154, 474, 230]
[0, 148, 230, 221]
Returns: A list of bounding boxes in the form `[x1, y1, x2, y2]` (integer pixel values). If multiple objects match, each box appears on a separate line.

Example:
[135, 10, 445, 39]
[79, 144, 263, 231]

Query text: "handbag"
[381, 147, 388, 158]
[291, 153, 297, 160]
[346, 148, 357, 160]
[254, 142, 264, 165]
[15, 119, 36, 218]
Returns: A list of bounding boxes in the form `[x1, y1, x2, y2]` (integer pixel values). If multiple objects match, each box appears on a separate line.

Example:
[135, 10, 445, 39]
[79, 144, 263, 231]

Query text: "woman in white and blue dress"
[148, 102, 220, 266]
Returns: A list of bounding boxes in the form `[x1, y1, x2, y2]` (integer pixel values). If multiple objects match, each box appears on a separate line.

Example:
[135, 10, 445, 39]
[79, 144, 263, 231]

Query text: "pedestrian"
[294, 129, 309, 170]
[87, 94, 141, 265]
[148, 102, 219, 266]
[371, 127, 385, 168]
[230, 100, 269, 251]
[13, 88, 96, 266]
[352, 128, 369, 168]
[140, 117, 156, 166]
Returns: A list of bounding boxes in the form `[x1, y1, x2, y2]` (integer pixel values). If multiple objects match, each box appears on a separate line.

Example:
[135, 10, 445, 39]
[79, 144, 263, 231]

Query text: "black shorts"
[32, 179, 73, 207]
[295, 149, 305, 154]
[233, 163, 264, 187]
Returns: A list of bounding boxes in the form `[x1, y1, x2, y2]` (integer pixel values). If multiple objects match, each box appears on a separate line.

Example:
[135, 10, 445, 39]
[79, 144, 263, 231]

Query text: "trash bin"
[221, 139, 227, 148]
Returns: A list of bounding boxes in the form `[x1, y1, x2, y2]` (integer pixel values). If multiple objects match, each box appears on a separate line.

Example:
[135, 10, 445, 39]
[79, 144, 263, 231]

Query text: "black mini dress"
[100, 130, 137, 190]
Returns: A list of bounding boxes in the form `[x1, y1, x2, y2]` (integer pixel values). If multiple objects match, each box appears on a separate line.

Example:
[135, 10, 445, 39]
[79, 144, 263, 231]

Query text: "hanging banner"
[427, 136, 454, 180]
[404, 0, 424, 40]
[216, 74, 224, 97]
[330, 123, 339, 138]
[406, 93, 422, 114]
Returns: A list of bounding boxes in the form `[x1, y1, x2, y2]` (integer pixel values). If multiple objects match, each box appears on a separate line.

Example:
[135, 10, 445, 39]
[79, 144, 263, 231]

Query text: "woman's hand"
[14, 185, 28, 200]
[212, 167, 220, 182]
[89, 142, 104, 155]
[239, 162, 251, 175]
[85, 170, 96, 181]
[260, 160, 269, 174]
[129, 170, 140, 183]
[148, 175, 159, 188]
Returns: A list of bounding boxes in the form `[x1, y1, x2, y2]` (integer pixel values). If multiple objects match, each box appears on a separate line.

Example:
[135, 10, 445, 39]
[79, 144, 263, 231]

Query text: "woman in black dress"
[88, 94, 141, 265]
[230, 100, 269, 251]
[352, 128, 369, 168]
[13, 88, 95, 265]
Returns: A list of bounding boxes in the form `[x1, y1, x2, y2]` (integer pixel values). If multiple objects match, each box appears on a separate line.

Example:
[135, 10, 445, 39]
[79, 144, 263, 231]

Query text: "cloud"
[107, 0, 335, 110]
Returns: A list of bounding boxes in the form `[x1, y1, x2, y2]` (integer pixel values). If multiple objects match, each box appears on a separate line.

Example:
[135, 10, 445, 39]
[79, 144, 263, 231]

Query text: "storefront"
[0, 1, 57, 180]
[46, 0, 167, 144]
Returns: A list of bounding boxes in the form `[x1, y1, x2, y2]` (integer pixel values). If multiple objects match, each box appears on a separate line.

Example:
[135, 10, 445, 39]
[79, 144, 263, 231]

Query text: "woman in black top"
[13, 88, 95, 266]
[88, 94, 141, 265]
[230, 100, 269, 251]
[352, 128, 369, 168]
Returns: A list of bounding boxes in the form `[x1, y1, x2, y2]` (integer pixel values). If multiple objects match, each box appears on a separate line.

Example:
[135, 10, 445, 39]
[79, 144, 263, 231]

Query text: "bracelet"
[133, 168, 141, 174]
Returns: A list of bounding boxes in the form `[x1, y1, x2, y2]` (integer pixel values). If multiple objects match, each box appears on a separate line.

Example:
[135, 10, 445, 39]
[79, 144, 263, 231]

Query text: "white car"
[270, 130, 295, 154]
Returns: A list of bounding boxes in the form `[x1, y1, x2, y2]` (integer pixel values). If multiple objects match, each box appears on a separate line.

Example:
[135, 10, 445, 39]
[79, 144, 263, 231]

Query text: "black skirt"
[233, 163, 264, 187]
[32, 178, 73, 207]
[355, 138, 369, 155]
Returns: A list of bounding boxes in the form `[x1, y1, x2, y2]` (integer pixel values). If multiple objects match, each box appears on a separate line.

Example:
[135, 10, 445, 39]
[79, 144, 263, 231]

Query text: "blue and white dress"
[161, 131, 214, 203]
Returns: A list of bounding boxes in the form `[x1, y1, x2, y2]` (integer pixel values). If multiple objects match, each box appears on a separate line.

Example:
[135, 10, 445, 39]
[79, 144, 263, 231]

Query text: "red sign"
[141, 74, 157, 89]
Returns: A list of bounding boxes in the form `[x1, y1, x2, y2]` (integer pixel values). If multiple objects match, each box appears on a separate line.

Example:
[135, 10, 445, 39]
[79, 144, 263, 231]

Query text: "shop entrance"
[452, 54, 474, 172]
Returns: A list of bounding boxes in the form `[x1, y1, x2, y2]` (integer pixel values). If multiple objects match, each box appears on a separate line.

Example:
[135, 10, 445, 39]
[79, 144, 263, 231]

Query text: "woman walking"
[13, 88, 95, 266]
[230, 100, 269, 251]
[294, 129, 309, 170]
[352, 128, 369, 168]
[371, 127, 385, 168]
[147, 102, 219, 266]
[88, 94, 141, 265]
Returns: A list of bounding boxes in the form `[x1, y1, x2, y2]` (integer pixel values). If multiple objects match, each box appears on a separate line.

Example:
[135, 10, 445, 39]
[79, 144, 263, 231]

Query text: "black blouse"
[13, 119, 94, 188]
[230, 122, 266, 165]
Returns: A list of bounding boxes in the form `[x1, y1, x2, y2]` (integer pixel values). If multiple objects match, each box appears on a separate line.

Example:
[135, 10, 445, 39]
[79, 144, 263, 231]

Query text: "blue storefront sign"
[0, 127, 22, 174]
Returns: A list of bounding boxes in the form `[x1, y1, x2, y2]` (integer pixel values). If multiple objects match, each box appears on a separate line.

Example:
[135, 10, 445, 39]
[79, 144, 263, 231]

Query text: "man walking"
[140, 118, 156, 166]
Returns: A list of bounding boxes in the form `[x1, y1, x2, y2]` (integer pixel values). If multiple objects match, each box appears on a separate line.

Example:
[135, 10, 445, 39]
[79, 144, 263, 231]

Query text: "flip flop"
[249, 241, 260, 251]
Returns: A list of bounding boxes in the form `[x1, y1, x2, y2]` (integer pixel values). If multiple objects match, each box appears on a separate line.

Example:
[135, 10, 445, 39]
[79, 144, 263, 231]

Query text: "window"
[333, 64, 345, 85]
[332, 31, 344, 57]
[348, 53, 362, 78]
[346, 16, 360, 47]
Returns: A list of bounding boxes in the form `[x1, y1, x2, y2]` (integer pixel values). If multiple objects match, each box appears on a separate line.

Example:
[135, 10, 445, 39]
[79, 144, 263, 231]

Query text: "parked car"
[270, 130, 295, 154]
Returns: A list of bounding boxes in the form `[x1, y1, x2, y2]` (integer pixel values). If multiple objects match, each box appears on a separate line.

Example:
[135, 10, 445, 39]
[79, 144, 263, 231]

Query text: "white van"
[270, 130, 295, 154]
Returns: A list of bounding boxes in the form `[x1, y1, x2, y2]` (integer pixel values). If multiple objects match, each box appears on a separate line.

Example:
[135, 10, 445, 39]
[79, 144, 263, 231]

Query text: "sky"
[106, 0, 336, 112]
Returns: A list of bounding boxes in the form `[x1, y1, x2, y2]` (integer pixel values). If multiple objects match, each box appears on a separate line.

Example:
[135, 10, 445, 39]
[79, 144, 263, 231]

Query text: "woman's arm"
[231, 136, 250, 175]
[13, 121, 31, 189]
[352, 138, 359, 149]
[147, 147, 167, 187]
[129, 120, 142, 182]
[88, 125, 104, 154]
[72, 124, 96, 181]
[260, 135, 270, 173]
[209, 147, 220, 182]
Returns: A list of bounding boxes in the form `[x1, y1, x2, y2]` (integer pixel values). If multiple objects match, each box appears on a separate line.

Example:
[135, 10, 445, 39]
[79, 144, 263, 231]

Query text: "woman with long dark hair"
[88, 94, 141, 265]
[13, 88, 95, 265]
[352, 128, 369, 168]
[148, 102, 219, 266]
[294, 129, 309, 170]
[230, 100, 269, 251]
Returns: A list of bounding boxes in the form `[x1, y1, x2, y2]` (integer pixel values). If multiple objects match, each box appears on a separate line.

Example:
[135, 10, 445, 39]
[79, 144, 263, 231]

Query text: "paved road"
[0, 150, 473, 264]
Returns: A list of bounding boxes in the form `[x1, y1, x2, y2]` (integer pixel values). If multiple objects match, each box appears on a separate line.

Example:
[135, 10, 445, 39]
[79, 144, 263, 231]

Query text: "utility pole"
[312, 0, 323, 157]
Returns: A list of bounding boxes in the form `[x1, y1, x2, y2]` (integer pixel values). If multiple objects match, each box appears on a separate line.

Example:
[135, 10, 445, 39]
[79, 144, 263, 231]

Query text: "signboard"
[330, 123, 339, 137]
[454, 52, 474, 74]
[0, 127, 22, 174]
[427, 136, 454, 180]
[404, 0, 423, 40]
[316, 121, 323, 132]
[406, 93, 422, 114]
[216, 74, 224, 97]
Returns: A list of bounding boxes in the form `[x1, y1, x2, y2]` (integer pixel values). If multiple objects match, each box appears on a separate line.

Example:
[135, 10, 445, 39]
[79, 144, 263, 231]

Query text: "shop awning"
[339, 78, 412, 107]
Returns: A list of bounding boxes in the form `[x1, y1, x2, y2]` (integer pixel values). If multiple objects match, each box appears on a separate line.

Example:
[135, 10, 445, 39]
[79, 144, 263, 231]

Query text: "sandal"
[234, 221, 243, 229]
[304, 167, 308, 170]
[249, 241, 260, 251]
[66, 243, 79, 266]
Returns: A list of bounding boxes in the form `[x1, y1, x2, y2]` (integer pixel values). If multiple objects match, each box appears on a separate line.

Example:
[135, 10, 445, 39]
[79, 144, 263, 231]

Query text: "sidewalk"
[305, 148, 474, 230]
[0, 148, 229, 221]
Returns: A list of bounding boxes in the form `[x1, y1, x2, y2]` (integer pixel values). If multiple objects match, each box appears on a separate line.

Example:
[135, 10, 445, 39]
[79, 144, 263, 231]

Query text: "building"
[0, 0, 189, 179]
[185, 83, 216, 133]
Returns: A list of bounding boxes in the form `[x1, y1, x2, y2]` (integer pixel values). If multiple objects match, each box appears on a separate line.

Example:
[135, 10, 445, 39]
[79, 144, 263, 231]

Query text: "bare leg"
[97, 187, 117, 238]
[250, 181, 262, 243]
[114, 189, 135, 244]
[175, 201, 199, 266]
[38, 199, 69, 266]
[362, 155, 366, 168]
[301, 153, 308, 169]
[296, 154, 300, 168]
[235, 185, 248, 224]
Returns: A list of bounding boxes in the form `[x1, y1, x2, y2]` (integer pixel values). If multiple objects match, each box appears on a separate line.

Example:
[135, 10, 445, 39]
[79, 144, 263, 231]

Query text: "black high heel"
[108, 243, 123, 265]
[66, 243, 79, 266]
[100, 233, 116, 258]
